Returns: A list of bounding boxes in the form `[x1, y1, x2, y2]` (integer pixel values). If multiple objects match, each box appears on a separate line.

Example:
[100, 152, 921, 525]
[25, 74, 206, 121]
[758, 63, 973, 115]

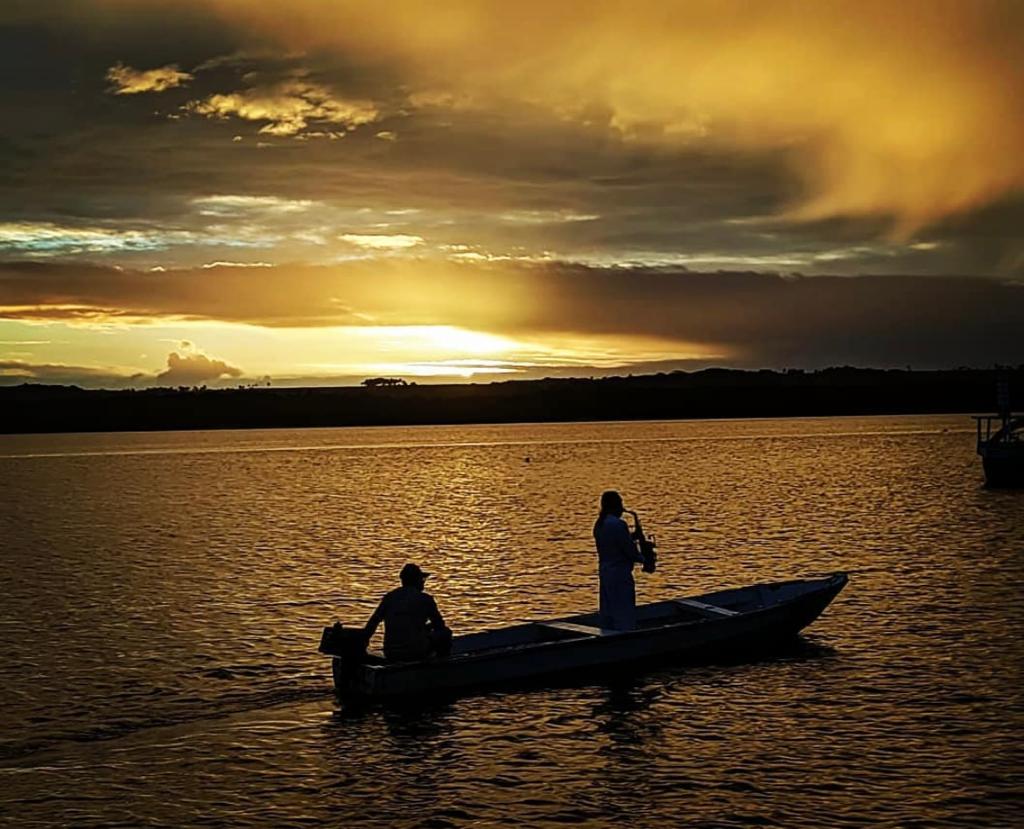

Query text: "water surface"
[1, 415, 1021, 827]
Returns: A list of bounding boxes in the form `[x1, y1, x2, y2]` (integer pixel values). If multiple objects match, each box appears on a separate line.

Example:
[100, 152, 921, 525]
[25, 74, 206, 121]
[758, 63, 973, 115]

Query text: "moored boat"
[320, 572, 848, 700]
[973, 414, 1024, 488]
[973, 376, 1024, 488]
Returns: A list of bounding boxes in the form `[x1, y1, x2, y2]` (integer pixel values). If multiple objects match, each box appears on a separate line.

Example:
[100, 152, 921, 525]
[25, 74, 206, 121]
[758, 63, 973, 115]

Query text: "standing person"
[593, 490, 646, 630]
[363, 563, 451, 661]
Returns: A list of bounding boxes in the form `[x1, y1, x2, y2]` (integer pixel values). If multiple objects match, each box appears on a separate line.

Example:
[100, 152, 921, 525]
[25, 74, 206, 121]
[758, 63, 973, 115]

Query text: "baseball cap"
[400, 562, 431, 584]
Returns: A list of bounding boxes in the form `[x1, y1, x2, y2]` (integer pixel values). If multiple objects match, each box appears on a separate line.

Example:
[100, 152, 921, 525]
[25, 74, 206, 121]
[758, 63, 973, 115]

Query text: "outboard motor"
[319, 622, 368, 693]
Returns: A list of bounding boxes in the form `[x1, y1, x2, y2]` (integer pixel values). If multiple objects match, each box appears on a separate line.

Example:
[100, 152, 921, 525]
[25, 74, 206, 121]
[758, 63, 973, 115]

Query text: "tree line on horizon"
[1, 365, 1021, 434]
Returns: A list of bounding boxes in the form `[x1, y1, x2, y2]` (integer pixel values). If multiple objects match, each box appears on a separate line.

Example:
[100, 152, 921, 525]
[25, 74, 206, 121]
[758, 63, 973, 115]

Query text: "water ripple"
[0, 415, 1021, 827]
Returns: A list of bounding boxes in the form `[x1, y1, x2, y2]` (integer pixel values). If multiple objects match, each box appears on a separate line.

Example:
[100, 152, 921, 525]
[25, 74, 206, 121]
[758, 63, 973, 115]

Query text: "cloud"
[2, 259, 1022, 369]
[201, 260, 272, 268]
[0, 221, 278, 256]
[339, 233, 423, 250]
[0, 359, 136, 386]
[0, 349, 243, 388]
[191, 0, 1024, 232]
[106, 62, 193, 94]
[498, 210, 600, 225]
[3, 6, 1020, 279]
[156, 344, 242, 384]
[191, 195, 317, 215]
[0, 222, 181, 254]
[184, 79, 378, 136]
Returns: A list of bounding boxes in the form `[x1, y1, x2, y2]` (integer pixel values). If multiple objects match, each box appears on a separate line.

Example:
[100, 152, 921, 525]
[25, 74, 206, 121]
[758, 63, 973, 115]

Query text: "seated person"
[364, 563, 451, 661]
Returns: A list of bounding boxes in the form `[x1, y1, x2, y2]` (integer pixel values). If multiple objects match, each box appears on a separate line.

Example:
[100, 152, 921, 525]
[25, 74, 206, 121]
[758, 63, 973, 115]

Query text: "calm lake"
[1, 415, 1021, 827]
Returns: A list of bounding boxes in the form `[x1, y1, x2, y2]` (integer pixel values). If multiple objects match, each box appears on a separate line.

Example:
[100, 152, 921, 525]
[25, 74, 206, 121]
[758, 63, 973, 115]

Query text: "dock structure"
[972, 377, 1024, 487]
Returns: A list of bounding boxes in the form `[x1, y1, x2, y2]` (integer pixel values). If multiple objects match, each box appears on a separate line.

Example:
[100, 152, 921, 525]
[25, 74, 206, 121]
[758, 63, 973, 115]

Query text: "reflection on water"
[0, 415, 1021, 827]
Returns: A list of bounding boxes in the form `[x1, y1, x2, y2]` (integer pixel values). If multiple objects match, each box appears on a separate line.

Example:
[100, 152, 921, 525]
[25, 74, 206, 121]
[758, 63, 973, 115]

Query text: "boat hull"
[976, 413, 1024, 488]
[982, 453, 1024, 488]
[328, 573, 848, 700]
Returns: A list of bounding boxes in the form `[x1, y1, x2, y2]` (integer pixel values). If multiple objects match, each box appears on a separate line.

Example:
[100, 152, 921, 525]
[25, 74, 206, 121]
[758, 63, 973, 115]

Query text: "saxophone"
[627, 509, 658, 573]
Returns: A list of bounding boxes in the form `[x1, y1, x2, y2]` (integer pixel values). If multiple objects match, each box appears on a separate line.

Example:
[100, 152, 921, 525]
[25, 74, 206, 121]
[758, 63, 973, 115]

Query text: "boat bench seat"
[675, 599, 739, 618]
[538, 621, 610, 637]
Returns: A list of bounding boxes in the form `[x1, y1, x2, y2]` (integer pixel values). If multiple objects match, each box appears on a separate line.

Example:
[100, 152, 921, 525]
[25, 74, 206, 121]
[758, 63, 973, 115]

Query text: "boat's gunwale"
[354, 572, 846, 676]
[364, 616, 700, 675]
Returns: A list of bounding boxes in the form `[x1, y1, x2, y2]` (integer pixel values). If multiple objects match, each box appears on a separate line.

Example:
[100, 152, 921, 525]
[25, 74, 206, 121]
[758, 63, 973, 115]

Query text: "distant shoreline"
[1, 366, 1020, 436]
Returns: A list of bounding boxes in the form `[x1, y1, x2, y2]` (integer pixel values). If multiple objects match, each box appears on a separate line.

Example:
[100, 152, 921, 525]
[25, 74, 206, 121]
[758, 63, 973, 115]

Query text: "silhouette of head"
[400, 562, 430, 589]
[600, 490, 624, 517]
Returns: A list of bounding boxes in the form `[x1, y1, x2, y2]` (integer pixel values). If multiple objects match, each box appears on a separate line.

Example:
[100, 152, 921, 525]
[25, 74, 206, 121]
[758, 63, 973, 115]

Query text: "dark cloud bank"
[0, 348, 243, 388]
[2, 260, 1022, 377]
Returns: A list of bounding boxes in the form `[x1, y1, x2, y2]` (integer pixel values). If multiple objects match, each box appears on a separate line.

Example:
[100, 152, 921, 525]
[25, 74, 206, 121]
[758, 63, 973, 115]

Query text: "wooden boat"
[320, 572, 848, 700]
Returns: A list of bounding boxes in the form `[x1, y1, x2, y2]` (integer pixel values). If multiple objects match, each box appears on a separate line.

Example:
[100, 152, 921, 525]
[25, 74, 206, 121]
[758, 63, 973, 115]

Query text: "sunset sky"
[1, 0, 1022, 387]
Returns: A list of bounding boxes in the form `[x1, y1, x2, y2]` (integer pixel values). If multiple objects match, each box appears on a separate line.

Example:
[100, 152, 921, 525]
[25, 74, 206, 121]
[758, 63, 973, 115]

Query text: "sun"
[414, 326, 520, 356]
[363, 326, 521, 359]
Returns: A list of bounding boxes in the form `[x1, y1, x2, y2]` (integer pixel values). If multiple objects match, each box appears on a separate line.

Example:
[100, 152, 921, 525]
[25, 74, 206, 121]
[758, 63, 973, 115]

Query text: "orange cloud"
[186, 0, 1023, 233]
[0, 358, 134, 384]
[185, 79, 378, 136]
[106, 62, 193, 94]
[156, 343, 242, 383]
[3, 259, 1023, 368]
[339, 233, 423, 250]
